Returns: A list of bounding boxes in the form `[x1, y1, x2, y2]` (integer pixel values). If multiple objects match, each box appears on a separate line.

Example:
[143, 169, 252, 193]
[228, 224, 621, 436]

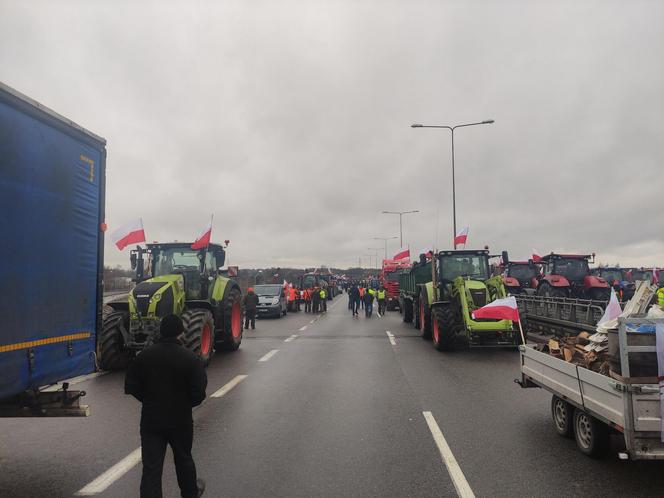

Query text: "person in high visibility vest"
[657, 286, 664, 309]
[303, 288, 311, 313]
[377, 286, 387, 315]
[320, 288, 327, 312]
[364, 287, 375, 317]
[359, 286, 366, 310]
[295, 288, 301, 312]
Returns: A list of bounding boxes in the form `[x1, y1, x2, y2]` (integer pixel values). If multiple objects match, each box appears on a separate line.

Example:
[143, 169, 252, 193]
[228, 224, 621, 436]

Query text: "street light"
[381, 210, 419, 247]
[367, 248, 381, 269]
[364, 254, 374, 270]
[373, 236, 398, 260]
[411, 119, 494, 248]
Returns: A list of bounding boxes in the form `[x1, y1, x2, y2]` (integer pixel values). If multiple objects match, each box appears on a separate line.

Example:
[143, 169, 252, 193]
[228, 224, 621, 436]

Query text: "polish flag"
[454, 227, 469, 247]
[532, 248, 542, 262]
[393, 248, 410, 260]
[653, 267, 660, 285]
[472, 296, 520, 322]
[419, 247, 434, 258]
[191, 216, 213, 250]
[111, 218, 146, 251]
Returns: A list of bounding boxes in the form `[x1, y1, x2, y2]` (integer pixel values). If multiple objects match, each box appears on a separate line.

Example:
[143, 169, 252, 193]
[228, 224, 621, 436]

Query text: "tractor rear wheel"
[182, 309, 215, 365]
[432, 306, 454, 351]
[402, 298, 413, 323]
[419, 289, 432, 340]
[98, 311, 132, 371]
[220, 286, 243, 351]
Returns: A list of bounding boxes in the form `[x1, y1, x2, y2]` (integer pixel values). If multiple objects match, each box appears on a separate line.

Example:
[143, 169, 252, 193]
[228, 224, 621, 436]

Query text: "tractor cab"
[436, 250, 492, 300]
[591, 266, 635, 300]
[504, 261, 541, 294]
[537, 253, 609, 300]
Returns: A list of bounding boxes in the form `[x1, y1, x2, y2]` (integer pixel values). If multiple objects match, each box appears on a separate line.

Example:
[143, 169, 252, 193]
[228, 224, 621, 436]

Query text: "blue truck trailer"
[0, 81, 106, 416]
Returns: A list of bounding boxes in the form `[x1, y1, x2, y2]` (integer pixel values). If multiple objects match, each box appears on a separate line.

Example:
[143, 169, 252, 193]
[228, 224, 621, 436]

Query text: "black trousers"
[245, 310, 256, 329]
[140, 423, 198, 498]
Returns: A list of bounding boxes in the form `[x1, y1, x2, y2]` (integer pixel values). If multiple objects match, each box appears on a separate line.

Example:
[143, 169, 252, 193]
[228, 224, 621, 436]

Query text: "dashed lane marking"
[386, 331, 396, 346]
[309, 319, 316, 324]
[299, 325, 308, 331]
[211, 375, 248, 398]
[423, 411, 475, 498]
[285, 335, 298, 342]
[74, 448, 142, 496]
[258, 349, 280, 362]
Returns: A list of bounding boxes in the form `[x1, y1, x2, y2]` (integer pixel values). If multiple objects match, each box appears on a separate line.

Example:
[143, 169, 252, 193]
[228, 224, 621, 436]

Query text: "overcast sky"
[1, 0, 662, 269]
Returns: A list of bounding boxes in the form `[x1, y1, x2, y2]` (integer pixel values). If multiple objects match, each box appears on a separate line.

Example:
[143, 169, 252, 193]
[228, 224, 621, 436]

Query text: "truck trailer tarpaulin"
[0, 81, 106, 402]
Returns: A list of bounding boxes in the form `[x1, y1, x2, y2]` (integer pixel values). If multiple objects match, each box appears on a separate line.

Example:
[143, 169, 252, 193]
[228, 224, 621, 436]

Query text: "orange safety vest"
[289, 288, 296, 301]
[359, 288, 365, 297]
[303, 289, 310, 300]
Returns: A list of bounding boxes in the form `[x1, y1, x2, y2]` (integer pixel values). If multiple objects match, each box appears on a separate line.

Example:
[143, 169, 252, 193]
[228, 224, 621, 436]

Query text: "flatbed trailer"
[518, 317, 663, 459]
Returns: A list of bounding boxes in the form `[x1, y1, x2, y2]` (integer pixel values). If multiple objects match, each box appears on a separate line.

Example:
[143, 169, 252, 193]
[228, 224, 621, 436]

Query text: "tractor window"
[205, 252, 216, 274]
[301, 275, 317, 288]
[153, 248, 200, 276]
[440, 255, 489, 281]
[508, 264, 536, 281]
[600, 269, 622, 283]
[632, 270, 652, 282]
[553, 259, 589, 281]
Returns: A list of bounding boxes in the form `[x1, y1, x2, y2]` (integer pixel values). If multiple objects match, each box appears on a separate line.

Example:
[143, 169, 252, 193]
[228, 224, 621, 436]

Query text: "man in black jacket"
[243, 287, 259, 329]
[125, 314, 207, 498]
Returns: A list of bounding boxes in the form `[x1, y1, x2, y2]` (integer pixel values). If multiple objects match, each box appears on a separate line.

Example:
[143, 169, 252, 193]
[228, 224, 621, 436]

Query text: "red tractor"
[381, 258, 410, 311]
[502, 261, 541, 295]
[536, 253, 610, 301]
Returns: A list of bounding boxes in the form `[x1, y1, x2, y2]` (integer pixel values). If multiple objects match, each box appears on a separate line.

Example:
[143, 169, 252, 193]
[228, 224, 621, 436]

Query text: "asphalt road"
[2, 294, 664, 497]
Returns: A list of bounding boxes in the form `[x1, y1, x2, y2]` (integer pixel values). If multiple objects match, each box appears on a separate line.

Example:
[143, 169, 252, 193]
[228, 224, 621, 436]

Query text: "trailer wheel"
[98, 311, 132, 371]
[182, 309, 215, 365]
[419, 291, 432, 340]
[432, 307, 454, 351]
[573, 409, 610, 457]
[402, 299, 413, 323]
[220, 286, 243, 351]
[551, 396, 574, 438]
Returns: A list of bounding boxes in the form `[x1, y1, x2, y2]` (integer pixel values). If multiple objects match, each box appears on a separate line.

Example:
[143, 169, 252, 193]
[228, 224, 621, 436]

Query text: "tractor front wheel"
[220, 286, 243, 351]
[182, 309, 215, 365]
[98, 311, 131, 371]
[432, 307, 454, 351]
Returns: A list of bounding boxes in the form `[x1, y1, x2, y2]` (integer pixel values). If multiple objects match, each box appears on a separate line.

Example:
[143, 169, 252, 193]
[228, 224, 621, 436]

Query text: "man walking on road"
[125, 314, 207, 498]
[243, 287, 259, 330]
[312, 286, 320, 313]
[320, 288, 327, 312]
[303, 288, 311, 313]
[364, 287, 374, 317]
[348, 283, 360, 317]
[377, 286, 387, 316]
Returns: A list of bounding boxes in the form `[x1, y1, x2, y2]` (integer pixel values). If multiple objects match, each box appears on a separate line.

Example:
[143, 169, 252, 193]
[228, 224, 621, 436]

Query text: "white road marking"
[258, 349, 280, 362]
[211, 375, 248, 398]
[285, 334, 298, 342]
[386, 331, 396, 346]
[309, 319, 315, 324]
[74, 447, 142, 496]
[422, 411, 475, 498]
[299, 325, 308, 331]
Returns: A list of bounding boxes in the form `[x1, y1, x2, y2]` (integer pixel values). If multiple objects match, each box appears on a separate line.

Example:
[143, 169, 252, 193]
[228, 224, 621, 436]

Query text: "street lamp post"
[411, 120, 494, 248]
[373, 236, 398, 260]
[367, 248, 381, 270]
[381, 210, 419, 248]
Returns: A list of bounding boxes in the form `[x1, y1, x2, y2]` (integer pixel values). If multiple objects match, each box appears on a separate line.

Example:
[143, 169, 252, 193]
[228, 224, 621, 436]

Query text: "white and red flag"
[191, 215, 213, 250]
[454, 227, 469, 247]
[653, 267, 660, 285]
[393, 247, 410, 260]
[532, 248, 542, 262]
[111, 218, 146, 251]
[472, 296, 520, 322]
[598, 288, 622, 325]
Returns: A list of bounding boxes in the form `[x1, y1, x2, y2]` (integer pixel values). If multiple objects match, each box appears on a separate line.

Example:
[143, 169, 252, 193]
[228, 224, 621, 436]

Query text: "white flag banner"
[598, 288, 622, 325]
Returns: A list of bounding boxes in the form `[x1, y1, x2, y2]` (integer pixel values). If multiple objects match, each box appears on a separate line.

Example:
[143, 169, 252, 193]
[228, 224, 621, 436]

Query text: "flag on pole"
[191, 215, 213, 250]
[653, 266, 660, 286]
[532, 248, 542, 262]
[597, 288, 622, 325]
[454, 227, 469, 247]
[111, 218, 146, 250]
[393, 248, 410, 260]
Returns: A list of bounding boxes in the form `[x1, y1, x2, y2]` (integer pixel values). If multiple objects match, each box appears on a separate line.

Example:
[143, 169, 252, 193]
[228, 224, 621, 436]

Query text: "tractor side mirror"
[130, 252, 137, 270]
[501, 251, 509, 266]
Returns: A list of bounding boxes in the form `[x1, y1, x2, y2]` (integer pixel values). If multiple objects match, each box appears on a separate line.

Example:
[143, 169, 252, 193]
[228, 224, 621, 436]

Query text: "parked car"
[254, 284, 288, 318]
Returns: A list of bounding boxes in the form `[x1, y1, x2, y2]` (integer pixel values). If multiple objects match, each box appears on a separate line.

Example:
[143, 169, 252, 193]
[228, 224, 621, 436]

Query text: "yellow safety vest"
[378, 290, 386, 300]
[320, 290, 326, 299]
[658, 287, 664, 308]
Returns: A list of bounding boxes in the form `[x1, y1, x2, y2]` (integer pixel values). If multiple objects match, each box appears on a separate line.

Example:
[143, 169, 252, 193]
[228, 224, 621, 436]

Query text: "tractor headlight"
[152, 293, 162, 302]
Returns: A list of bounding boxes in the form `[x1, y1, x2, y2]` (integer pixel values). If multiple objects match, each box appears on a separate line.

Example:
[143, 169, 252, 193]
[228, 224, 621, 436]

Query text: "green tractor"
[100, 242, 243, 370]
[416, 249, 518, 350]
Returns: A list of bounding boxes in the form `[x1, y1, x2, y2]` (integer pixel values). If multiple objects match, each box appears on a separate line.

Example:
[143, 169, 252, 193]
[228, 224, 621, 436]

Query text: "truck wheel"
[573, 409, 610, 457]
[419, 290, 432, 340]
[403, 299, 413, 323]
[551, 396, 574, 438]
[220, 286, 243, 351]
[182, 309, 215, 365]
[98, 311, 131, 371]
[432, 307, 454, 351]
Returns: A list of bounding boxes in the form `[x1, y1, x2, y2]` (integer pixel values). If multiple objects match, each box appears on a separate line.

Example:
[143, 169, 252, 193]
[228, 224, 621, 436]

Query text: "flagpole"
[517, 319, 526, 345]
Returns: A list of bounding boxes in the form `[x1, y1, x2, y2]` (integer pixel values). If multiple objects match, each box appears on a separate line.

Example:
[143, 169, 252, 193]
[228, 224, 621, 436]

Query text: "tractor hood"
[130, 275, 184, 319]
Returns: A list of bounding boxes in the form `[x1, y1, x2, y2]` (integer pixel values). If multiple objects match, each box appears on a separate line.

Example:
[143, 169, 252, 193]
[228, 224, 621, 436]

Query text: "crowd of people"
[346, 282, 387, 318]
